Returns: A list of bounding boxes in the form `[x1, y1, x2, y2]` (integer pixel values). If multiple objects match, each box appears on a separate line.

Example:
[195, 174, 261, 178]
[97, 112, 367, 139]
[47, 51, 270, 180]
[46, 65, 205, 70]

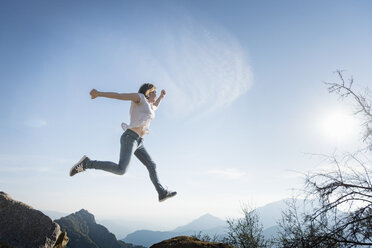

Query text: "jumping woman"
[69, 83, 177, 202]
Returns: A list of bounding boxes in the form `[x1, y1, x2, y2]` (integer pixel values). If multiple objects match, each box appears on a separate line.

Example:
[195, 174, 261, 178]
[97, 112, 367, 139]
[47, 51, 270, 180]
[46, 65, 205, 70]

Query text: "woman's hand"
[90, 89, 99, 99]
[160, 89, 166, 98]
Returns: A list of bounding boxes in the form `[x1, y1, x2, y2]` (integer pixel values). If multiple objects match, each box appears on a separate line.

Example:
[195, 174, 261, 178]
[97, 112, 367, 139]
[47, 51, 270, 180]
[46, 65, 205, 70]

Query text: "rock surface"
[150, 236, 234, 248]
[0, 192, 68, 248]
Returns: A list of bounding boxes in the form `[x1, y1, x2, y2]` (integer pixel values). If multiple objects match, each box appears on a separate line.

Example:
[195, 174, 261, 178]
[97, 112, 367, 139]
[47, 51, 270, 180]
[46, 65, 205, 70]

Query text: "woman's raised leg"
[85, 131, 137, 175]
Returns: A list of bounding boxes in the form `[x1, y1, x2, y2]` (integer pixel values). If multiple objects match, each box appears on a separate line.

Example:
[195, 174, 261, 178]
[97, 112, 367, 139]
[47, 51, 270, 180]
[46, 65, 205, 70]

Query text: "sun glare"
[317, 109, 360, 144]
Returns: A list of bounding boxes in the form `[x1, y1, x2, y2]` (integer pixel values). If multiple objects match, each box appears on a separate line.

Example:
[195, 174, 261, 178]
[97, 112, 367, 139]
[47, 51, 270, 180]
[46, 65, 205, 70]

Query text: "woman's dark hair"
[138, 83, 156, 98]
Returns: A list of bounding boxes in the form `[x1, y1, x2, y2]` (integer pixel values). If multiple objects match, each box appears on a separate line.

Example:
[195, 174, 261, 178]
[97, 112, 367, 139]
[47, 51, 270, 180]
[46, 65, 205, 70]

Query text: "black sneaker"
[159, 190, 177, 202]
[69, 155, 89, 176]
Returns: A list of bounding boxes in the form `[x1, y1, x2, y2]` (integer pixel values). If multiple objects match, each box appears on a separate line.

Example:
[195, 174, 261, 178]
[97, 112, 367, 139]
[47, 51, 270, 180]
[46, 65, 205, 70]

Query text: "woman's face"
[147, 88, 157, 103]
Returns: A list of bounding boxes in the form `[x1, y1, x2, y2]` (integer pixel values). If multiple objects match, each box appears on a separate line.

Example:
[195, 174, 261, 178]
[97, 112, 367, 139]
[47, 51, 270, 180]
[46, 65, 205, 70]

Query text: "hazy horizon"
[41, 197, 295, 239]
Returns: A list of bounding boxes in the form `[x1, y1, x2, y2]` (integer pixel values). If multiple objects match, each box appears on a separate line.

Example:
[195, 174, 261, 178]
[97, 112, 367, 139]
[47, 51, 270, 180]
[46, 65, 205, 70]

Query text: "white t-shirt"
[121, 93, 157, 135]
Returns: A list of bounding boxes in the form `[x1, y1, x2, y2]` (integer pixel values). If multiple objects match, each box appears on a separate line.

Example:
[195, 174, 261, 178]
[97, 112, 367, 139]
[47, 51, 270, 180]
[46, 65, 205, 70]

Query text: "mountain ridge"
[122, 199, 310, 247]
[55, 209, 145, 248]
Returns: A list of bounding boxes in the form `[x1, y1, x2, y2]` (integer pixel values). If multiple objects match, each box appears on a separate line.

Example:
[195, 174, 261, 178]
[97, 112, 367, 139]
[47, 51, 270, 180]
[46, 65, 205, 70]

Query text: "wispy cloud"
[157, 24, 253, 118]
[206, 168, 246, 180]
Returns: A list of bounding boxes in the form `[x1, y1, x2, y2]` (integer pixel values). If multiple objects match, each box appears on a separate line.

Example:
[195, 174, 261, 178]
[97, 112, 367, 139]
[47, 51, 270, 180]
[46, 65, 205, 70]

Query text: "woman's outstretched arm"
[154, 89, 166, 107]
[90, 89, 140, 102]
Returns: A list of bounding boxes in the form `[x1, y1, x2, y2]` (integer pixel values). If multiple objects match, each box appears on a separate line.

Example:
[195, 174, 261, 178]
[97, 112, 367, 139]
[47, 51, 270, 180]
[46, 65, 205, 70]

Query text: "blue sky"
[1, 0, 372, 231]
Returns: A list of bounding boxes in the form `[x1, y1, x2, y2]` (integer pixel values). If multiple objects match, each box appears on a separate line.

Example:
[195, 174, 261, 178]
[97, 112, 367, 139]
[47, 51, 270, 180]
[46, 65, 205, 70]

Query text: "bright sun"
[317, 109, 360, 144]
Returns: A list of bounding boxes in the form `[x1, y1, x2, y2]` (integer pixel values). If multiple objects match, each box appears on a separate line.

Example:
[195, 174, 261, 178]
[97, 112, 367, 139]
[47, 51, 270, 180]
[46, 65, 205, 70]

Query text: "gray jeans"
[86, 129, 165, 195]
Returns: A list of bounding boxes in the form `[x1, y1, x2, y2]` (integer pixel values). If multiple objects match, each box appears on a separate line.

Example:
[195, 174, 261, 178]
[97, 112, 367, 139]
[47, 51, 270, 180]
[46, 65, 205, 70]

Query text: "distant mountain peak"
[197, 213, 213, 218]
[76, 208, 90, 214]
[173, 213, 226, 232]
[197, 213, 220, 220]
[56, 209, 96, 225]
[74, 209, 95, 222]
[191, 213, 224, 223]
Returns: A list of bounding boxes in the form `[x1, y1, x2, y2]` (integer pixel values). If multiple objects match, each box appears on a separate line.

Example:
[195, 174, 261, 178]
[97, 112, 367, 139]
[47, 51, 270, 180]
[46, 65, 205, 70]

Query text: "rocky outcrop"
[0, 192, 68, 248]
[150, 236, 234, 248]
[55, 209, 145, 248]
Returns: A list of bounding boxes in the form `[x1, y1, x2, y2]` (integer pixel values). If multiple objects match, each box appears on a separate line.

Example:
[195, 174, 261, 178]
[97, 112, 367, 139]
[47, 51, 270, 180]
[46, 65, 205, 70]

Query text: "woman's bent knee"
[117, 169, 126, 175]
[118, 161, 129, 175]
